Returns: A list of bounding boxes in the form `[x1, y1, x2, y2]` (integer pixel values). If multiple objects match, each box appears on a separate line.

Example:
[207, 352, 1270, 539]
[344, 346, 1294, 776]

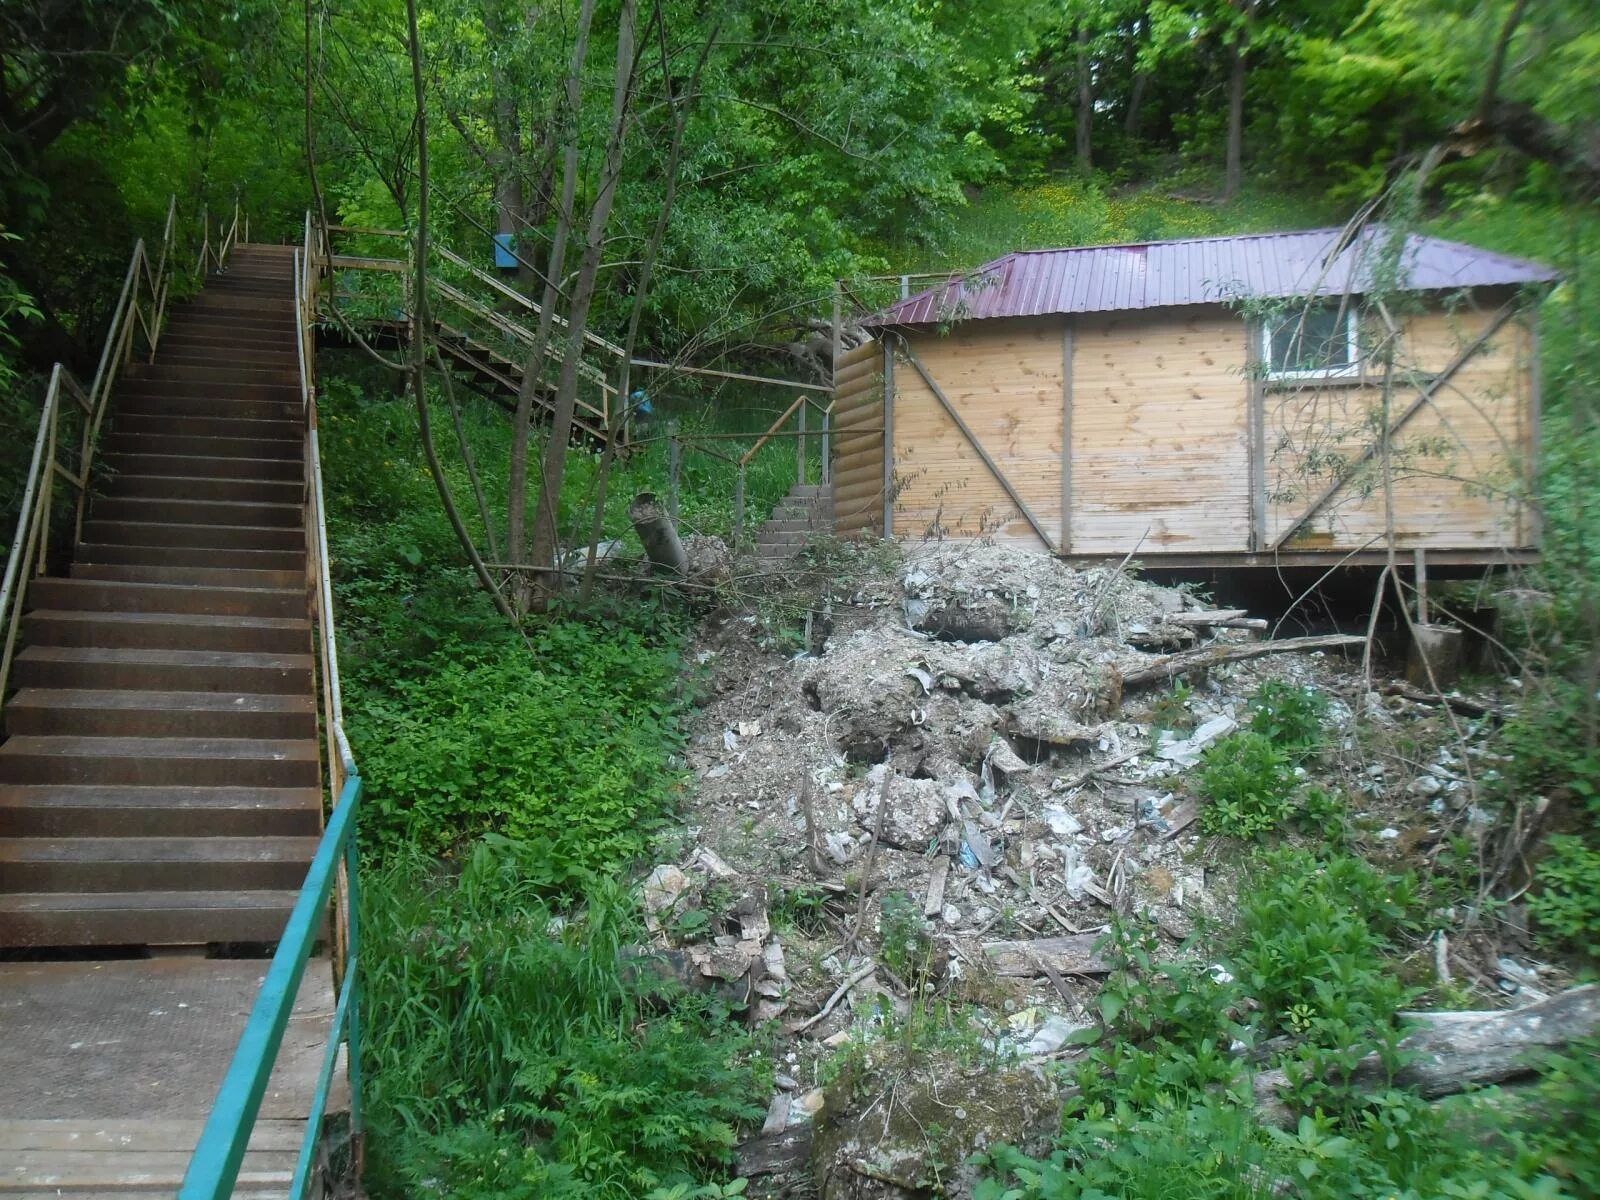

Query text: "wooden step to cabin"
[98, 473, 304, 506]
[122, 361, 298, 388]
[12, 647, 313, 694]
[0, 890, 300, 946]
[158, 326, 299, 350]
[5, 690, 317, 740]
[0, 785, 322, 838]
[0, 836, 320, 893]
[81, 520, 304, 552]
[28, 578, 303, 619]
[72, 541, 305, 573]
[23, 610, 309, 654]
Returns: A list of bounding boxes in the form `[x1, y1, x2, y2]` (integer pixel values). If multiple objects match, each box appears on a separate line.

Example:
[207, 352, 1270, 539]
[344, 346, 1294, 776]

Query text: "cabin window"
[1263, 305, 1360, 380]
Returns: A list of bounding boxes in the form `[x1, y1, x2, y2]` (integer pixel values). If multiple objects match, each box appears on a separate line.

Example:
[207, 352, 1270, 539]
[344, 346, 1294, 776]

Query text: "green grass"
[361, 841, 766, 1200]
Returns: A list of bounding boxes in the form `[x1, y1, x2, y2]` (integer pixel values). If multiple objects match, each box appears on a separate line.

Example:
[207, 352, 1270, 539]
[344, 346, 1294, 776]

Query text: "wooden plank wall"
[831, 339, 885, 538]
[1263, 308, 1534, 551]
[881, 300, 1534, 562]
[890, 318, 1064, 549]
[1069, 307, 1250, 554]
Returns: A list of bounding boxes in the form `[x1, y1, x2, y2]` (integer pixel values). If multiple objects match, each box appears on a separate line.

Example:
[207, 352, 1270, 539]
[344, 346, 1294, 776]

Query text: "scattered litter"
[1155, 714, 1238, 768]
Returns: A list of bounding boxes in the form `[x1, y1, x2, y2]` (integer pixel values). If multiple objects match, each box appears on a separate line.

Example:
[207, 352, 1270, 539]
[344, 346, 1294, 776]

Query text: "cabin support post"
[882, 341, 895, 538]
[897, 337, 1058, 554]
[1413, 547, 1430, 624]
[1247, 325, 1267, 551]
[1061, 322, 1075, 554]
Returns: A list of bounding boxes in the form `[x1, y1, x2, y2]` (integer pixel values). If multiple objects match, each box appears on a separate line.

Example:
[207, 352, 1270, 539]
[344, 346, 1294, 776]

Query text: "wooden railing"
[0, 195, 233, 711]
[730, 394, 833, 545]
[317, 223, 620, 442]
[181, 217, 364, 1200]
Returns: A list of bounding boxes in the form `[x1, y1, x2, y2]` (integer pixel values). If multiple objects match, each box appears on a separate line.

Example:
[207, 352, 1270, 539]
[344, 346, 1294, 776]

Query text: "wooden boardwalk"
[0, 957, 343, 1196]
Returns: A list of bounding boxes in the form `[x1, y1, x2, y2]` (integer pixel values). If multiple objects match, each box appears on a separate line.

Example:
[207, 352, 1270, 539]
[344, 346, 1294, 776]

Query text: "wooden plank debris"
[982, 934, 1108, 977]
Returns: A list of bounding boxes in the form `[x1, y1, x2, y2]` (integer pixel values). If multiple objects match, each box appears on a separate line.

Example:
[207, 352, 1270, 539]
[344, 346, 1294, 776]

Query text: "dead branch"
[1119, 634, 1364, 690]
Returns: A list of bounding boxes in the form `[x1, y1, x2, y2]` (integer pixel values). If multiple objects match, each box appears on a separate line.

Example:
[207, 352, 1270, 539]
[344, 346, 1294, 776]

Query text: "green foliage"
[361, 840, 765, 1200]
[1195, 732, 1296, 838]
[972, 850, 1587, 1200]
[1528, 836, 1600, 958]
[349, 617, 690, 877]
[1247, 681, 1329, 761]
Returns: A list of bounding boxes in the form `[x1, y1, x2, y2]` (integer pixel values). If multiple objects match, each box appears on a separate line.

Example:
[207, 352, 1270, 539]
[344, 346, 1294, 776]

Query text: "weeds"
[361, 839, 765, 1199]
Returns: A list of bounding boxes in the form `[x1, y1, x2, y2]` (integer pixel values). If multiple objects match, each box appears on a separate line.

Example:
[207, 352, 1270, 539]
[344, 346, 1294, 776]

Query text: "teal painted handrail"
[179, 776, 362, 1200]
[183, 220, 362, 1200]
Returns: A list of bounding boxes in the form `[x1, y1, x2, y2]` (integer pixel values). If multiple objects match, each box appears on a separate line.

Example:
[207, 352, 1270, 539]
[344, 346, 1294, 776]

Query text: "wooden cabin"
[832, 229, 1556, 567]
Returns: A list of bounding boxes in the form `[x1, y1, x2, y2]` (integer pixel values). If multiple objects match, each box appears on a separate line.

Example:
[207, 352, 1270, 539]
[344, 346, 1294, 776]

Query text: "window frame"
[1262, 305, 1362, 382]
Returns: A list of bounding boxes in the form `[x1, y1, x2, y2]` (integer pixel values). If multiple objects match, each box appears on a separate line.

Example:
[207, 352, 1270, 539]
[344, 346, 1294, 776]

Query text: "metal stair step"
[73, 541, 305, 572]
[12, 646, 313, 694]
[0, 736, 321, 788]
[81, 520, 305, 552]
[102, 452, 303, 483]
[0, 785, 323, 838]
[99, 473, 303, 505]
[0, 890, 300, 946]
[5, 689, 317, 739]
[23, 609, 309, 654]
[0, 836, 320, 892]
[28, 577, 304, 619]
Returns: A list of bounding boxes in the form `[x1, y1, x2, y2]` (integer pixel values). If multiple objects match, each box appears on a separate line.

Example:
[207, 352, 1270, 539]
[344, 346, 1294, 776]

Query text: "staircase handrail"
[0, 193, 245, 709]
[181, 218, 364, 1200]
[730, 393, 834, 545]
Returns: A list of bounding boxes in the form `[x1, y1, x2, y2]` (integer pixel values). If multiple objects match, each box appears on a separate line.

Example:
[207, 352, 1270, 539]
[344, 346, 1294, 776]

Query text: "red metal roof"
[869, 228, 1558, 326]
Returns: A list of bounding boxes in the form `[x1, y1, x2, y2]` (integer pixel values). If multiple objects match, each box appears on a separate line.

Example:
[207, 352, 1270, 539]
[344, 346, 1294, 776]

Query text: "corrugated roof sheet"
[869, 227, 1558, 326]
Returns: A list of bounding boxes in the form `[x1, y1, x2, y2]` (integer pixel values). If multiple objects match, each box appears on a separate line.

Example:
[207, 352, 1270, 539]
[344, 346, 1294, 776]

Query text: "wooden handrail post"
[797, 403, 807, 485]
[668, 425, 682, 524]
[734, 465, 746, 545]
[821, 407, 831, 485]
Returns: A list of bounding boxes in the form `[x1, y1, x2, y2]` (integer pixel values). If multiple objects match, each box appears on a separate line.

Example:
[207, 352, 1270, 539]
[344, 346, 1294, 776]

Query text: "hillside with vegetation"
[2, 1, 1598, 1197]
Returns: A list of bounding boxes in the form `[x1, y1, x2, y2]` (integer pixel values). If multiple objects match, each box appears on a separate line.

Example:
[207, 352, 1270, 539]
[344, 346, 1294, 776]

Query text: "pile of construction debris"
[630, 540, 1567, 1198]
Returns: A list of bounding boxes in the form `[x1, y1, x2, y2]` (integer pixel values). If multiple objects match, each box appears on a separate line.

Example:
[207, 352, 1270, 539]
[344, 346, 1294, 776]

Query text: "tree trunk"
[1075, 23, 1093, 172]
[505, 0, 597, 583]
[1224, 38, 1246, 201]
[526, 0, 641, 585]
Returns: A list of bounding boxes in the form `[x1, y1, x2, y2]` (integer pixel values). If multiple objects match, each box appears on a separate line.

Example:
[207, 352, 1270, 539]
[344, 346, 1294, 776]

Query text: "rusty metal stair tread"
[23, 609, 308, 633]
[8, 690, 315, 716]
[0, 785, 323, 839]
[0, 890, 301, 912]
[0, 836, 319, 865]
[15, 645, 314, 669]
[0, 736, 320, 762]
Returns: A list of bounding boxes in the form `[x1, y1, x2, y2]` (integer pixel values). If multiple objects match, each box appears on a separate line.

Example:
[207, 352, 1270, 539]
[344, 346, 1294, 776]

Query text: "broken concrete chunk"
[852, 765, 948, 849]
[1154, 714, 1238, 768]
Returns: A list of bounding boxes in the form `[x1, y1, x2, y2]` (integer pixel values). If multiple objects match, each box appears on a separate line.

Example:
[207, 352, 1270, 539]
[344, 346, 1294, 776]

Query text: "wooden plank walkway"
[0, 957, 343, 1197]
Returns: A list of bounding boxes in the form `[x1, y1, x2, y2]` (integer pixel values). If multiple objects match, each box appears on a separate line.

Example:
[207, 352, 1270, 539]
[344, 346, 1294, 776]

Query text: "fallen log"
[1382, 681, 1505, 721]
[1252, 985, 1600, 1128]
[982, 933, 1108, 977]
[1120, 634, 1365, 689]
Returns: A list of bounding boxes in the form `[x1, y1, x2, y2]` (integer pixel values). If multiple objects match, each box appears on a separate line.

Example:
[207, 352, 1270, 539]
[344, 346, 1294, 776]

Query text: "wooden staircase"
[0, 244, 322, 949]
[752, 483, 834, 566]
